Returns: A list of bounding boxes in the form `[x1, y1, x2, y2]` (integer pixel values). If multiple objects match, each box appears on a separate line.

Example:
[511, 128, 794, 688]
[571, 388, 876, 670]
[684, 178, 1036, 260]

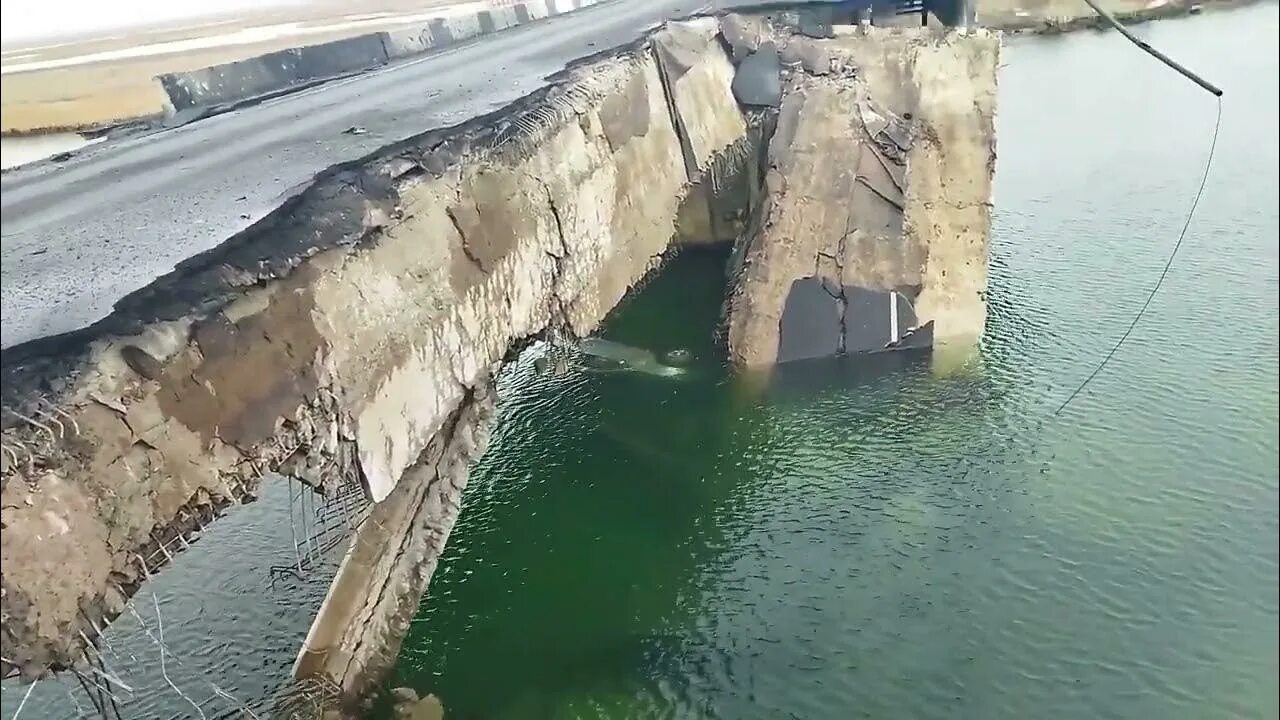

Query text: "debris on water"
[389, 686, 443, 720]
[663, 348, 693, 366]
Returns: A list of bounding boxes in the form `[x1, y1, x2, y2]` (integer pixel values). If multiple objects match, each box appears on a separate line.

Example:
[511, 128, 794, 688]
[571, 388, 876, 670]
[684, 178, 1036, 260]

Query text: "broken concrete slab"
[652, 19, 748, 177]
[726, 26, 998, 367]
[0, 16, 744, 694]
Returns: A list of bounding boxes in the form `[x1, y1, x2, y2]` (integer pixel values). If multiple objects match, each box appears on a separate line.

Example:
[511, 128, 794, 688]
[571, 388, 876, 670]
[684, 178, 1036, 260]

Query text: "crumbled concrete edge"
[0, 19, 747, 684]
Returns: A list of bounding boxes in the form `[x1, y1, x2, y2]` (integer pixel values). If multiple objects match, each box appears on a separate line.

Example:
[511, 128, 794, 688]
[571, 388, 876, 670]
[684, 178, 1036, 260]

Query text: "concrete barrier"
[159, 33, 390, 111]
[158, 0, 608, 111]
[380, 24, 440, 58]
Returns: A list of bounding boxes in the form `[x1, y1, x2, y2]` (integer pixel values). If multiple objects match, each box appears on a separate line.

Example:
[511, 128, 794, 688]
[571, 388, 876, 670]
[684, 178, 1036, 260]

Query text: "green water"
[386, 8, 1279, 720]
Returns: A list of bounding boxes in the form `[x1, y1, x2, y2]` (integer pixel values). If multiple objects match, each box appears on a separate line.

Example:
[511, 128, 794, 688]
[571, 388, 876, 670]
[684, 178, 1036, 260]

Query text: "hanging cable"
[1054, 5, 1224, 415]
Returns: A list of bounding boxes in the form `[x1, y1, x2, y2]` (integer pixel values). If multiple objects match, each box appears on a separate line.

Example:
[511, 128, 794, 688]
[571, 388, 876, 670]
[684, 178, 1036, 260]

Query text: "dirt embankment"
[0, 17, 749, 686]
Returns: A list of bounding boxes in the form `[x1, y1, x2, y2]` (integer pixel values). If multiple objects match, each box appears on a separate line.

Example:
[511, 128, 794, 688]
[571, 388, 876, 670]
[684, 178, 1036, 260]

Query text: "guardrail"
[157, 0, 606, 113]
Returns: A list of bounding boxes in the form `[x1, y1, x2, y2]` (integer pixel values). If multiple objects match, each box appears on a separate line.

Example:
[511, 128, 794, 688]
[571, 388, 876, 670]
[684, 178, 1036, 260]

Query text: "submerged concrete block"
[726, 27, 998, 367]
[777, 278, 843, 362]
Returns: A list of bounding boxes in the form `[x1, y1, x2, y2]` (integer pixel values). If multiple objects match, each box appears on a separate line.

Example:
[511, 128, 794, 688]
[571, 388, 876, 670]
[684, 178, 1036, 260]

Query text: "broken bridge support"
[724, 24, 999, 367]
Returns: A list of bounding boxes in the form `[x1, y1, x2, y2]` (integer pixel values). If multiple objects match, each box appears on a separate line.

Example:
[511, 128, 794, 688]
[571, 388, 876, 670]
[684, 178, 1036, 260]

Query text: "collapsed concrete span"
[0, 18, 746, 683]
[0, 7, 997, 711]
[722, 21, 999, 365]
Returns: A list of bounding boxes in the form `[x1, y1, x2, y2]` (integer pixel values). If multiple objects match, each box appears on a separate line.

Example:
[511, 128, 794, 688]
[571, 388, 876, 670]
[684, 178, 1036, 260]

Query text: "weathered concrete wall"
[0, 20, 744, 684]
[724, 24, 998, 366]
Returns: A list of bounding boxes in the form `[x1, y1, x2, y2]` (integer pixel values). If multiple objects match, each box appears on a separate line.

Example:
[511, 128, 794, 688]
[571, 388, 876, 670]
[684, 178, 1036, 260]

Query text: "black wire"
[1055, 95, 1223, 415]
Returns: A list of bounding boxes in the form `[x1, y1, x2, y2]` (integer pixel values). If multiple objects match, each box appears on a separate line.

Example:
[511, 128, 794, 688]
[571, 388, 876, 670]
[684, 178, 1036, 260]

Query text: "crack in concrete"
[446, 190, 486, 274]
[864, 140, 906, 195]
[855, 174, 905, 212]
[823, 216, 855, 356]
[540, 181, 574, 332]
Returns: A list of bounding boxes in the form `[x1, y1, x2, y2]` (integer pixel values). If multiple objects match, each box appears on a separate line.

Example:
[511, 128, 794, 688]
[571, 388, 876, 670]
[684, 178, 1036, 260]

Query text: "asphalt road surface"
[0, 0, 708, 350]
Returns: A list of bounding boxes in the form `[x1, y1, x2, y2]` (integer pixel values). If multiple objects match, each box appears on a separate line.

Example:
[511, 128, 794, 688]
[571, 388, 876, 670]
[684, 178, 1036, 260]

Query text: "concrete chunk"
[720, 12, 767, 60]
[731, 42, 783, 108]
[653, 20, 748, 175]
